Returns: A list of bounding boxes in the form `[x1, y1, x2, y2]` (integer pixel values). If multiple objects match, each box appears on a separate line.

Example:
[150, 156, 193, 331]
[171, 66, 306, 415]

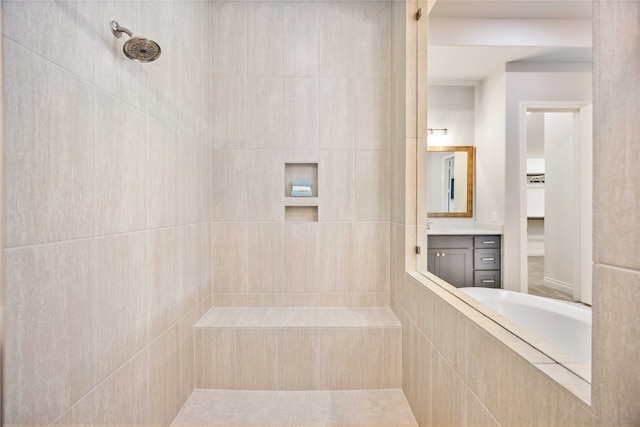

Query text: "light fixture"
[428, 128, 448, 135]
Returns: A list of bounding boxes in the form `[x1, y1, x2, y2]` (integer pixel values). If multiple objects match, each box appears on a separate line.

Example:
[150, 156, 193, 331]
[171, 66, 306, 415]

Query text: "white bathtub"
[459, 287, 592, 365]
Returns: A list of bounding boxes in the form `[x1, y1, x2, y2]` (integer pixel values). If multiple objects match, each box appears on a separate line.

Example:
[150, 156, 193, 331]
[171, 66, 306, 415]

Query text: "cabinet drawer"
[428, 235, 473, 249]
[473, 235, 501, 248]
[474, 271, 501, 288]
[474, 249, 501, 270]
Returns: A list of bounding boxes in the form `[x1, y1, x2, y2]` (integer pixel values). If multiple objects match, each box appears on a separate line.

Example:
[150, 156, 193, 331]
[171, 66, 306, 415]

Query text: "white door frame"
[518, 100, 591, 299]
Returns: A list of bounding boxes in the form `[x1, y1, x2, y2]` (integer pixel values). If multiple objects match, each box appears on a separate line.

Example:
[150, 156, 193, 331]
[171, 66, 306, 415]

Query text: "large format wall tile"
[283, 78, 320, 150]
[147, 227, 180, 341]
[4, 41, 95, 247]
[92, 233, 148, 386]
[284, 2, 319, 77]
[2, 1, 96, 82]
[91, 349, 149, 425]
[149, 325, 182, 425]
[94, 91, 147, 235]
[248, 2, 284, 77]
[4, 241, 94, 424]
[146, 116, 178, 228]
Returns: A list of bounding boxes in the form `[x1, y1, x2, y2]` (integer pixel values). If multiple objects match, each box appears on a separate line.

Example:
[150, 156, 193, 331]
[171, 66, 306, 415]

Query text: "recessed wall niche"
[284, 162, 318, 222]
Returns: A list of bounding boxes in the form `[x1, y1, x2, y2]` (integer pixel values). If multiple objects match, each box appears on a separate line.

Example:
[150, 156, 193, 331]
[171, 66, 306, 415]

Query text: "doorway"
[521, 103, 593, 305]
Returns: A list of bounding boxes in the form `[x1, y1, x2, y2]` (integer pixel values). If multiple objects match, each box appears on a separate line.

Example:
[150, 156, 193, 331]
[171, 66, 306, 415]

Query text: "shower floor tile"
[172, 389, 417, 426]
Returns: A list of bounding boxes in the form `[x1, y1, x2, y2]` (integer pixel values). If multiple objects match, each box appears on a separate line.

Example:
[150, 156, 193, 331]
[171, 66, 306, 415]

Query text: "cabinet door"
[427, 249, 438, 276]
[435, 248, 473, 288]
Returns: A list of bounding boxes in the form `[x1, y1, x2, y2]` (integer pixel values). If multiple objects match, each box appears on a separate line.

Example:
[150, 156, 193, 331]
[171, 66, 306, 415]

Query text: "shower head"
[110, 20, 161, 63]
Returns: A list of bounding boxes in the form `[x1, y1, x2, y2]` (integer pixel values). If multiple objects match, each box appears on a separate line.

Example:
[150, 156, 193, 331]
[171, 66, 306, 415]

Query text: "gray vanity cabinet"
[427, 234, 502, 288]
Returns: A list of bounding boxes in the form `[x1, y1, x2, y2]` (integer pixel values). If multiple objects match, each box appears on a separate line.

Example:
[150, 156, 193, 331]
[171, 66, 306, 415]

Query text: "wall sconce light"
[428, 128, 448, 135]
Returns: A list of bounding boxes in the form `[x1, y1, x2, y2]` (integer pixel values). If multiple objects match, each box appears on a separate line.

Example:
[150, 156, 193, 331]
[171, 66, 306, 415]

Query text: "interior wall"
[2, 1, 213, 424]
[503, 71, 591, 291]
[474, 71, 506, 227]
[209, 1, 393, 307]
[427, 84, 477, 228]
[543, 112, 575, 292]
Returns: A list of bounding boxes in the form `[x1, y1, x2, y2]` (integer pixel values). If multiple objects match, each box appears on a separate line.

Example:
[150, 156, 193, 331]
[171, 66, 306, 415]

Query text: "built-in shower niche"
[284, 162, 318, 222]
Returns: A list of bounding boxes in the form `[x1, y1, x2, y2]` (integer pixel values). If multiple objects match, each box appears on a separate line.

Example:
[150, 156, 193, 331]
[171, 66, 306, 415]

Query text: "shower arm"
[110, 20, 133, 39]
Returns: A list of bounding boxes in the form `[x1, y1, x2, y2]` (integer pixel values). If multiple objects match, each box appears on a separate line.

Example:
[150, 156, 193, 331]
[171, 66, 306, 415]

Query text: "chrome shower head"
[110, 20, 161, 63]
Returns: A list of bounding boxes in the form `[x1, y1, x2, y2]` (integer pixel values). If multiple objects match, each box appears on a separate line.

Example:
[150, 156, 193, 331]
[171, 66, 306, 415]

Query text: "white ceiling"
[428, 0, 593, 84]
[430, 0, 592, 20]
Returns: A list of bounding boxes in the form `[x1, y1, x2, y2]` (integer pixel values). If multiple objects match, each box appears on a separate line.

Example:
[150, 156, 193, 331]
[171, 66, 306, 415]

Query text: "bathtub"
[459, 287, 592, 365]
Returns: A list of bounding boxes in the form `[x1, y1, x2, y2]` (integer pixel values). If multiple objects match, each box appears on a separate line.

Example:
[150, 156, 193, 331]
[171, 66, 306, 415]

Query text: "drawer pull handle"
[482, 279, 495, 283]
[481, 257, 495, 262]
[482, 240, 495, 244]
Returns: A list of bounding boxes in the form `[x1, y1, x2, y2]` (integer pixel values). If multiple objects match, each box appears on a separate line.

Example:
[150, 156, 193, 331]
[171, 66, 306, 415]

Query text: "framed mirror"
[427, 146, 474, 217]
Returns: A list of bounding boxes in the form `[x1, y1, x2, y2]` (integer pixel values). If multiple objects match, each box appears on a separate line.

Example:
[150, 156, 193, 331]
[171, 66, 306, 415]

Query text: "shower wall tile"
[147, 227, 180, 341]
[146, 116, 178, 228]
[355, 79, 391, 150]
[248, 2, 284, 77]
[318, 328, 363, 389]
[284, 2, 319, 77]
[354, 2, 391, 79]
[145, 3, 181, 130]
[177, 134, 204, 225]
[593, 265, 640, 425]
[94, 1, 147, 110]
[318, 150, 356, 222]
[179, 225, 204, 316]
[195, 328, 237, 389]
[283, 78, 319, 150]
[318, 223, 354, 293]
[318, 78, 355, 149]
[202, 147, 213, 221]
[246, 77, 284, 149]
[177, 49, 206, 139]
[431, 351, 465, 427]
[237, 329, 280, 390]
[355, 150, 391, 221]
[148, 325, 182, 425]
[51, 394, 93, 426]
[352, 222, 390, 293]
[283, 223, 319, 293]
[91, 349, 149, 426]
[245, 150, 284, 222]
[466, 389, 500, 427]
[92, 233, 148, 386]
[212, 223, 249, 294]
[2, 0, 96, 83]
[432, 293, 467, 377]
[180, 304, 204, 404]
[210, 2, 247, 76]
[4, 41, 95, 247]
[4, 241, 94, 425]
[94, 91, 147, 235]
[209, 76, 248, 149]
[409, 324, 432, 427]
[318, 2, 355, 77]
[278, 329, 320, 390]
[200, 222, 213, 301]
[211, 149, 248, 221]
[247, 223, 284, 294]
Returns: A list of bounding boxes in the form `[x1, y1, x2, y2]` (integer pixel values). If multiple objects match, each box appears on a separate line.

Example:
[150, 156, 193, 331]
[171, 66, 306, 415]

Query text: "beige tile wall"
[209, 1, 393, 307]
[2, 0, 213, 424]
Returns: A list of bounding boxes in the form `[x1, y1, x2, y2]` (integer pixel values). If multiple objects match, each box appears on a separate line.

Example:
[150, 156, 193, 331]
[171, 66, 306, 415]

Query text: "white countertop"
[428, 228, 501, 236]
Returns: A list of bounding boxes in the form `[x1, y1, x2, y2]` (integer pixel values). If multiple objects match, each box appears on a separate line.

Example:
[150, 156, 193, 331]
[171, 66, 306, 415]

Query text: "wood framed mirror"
[427, 146, 474, 218]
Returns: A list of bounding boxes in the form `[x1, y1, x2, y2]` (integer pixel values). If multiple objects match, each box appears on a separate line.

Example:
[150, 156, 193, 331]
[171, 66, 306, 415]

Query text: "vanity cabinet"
[427, 234, 501, 288]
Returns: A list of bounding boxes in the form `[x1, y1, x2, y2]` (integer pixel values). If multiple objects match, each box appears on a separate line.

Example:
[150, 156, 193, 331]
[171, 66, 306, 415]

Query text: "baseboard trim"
[543, 276, 573, 295]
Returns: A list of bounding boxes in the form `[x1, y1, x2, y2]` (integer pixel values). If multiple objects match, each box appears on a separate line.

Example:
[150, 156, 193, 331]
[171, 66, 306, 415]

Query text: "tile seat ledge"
[196, 307, 401, 329]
